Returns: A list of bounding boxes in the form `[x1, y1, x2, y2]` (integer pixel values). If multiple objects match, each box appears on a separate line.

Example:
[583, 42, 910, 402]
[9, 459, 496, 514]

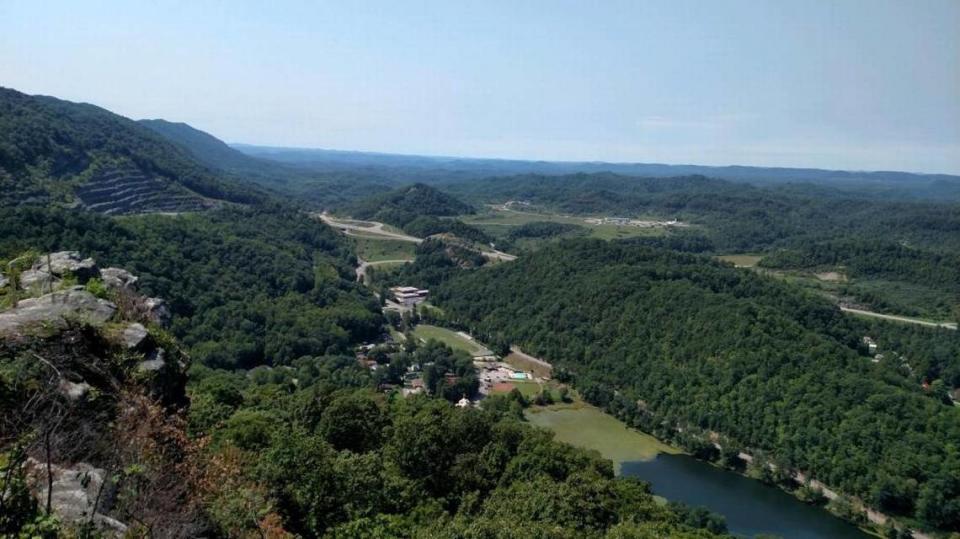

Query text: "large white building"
[391, 286, 429, 307]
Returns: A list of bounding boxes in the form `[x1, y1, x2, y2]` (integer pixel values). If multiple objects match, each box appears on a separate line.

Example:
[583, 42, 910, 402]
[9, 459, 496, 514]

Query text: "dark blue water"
[622, 454, 869, 539]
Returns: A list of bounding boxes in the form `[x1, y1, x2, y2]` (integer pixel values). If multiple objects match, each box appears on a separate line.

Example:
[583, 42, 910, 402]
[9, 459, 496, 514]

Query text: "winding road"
[318, 212, 517, 262]
[318, 212, 423, 243]
[840, 306, 957, 330]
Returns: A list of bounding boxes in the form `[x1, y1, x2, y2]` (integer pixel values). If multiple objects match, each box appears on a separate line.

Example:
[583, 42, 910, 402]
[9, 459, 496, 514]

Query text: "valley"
[1, 85, 959, 538]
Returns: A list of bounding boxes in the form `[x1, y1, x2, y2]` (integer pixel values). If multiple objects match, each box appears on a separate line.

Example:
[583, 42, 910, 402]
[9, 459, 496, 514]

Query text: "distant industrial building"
[391, 286, 429, 307]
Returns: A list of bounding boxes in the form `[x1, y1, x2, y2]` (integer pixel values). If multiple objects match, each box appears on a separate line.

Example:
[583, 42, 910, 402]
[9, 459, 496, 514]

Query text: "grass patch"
[525, 405, 680, 472]
[353, 237, 416, 262]
[716, 254, 763, 268]
[412, 324, 492, 356]
[510, 380, 544, 398]
[462, 208, 668, 243]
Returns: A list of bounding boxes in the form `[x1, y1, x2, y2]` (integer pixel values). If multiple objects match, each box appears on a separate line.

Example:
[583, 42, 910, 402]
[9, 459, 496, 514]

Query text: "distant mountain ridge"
[0, 87, 262, 214]
[139, 119, 270, 173]
[235, 144, 960, 201]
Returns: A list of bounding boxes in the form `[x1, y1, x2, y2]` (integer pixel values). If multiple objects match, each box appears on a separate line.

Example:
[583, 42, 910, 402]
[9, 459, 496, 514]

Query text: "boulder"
[100, 267, 139, 291]
[120, 322, 149, 350]
[0, 272, 8, 288]
[58, 379, 93, 401]
[26, 460, 127, 536]
[35, 251, 100, 282]
[143, 297, 171, 326]
[137, 348, 166, 372]
[0, 287, 117, 337]
[19, 268, 58, 291]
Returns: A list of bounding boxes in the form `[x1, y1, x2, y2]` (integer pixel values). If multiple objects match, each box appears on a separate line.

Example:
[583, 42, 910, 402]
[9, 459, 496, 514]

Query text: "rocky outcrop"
[2, 252, 192, 536]
[25, 460, 127, 536]
[37, 251, 99, 281]
[100, 267, 138, 290]
[120, 322, 150, 350]
[18, 251, 100, 291]
[143, 297, 171, 326]
[0, 286, 116, 338]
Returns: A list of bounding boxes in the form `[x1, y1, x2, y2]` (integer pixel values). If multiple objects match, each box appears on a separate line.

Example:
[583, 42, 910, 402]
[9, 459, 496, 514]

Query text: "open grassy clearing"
[525, 405, 680, 472]
[716, 254, 763, 268]
[412, 324, 492, 356]
[461, 208, 668, 242]
[504, 351, 552, 379]
[353, 237, 416, 262]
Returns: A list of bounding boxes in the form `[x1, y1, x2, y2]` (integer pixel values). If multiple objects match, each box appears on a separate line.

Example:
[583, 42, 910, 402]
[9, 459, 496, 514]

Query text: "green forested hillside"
[141, 119, 395, 208]
[344, 183, 493, 244]
[0, 87, 262, 212]
[432, 239, 960, 532]
[180, 360, 728, 538]
[346, 182, 474, 219]
[444, 173, 960, 253]
[0, 205, 381, 368]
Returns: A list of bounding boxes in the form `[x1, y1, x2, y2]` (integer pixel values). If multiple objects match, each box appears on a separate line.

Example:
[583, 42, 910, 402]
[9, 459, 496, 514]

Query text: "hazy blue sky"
[2, 0, 959, 173]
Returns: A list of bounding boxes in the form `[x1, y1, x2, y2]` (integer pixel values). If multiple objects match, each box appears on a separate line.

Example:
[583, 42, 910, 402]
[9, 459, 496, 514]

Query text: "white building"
[391, 286, 429, 307]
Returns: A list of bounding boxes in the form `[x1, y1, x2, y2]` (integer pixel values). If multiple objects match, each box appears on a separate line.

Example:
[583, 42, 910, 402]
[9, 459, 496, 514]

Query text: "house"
[390, 286, 429, 307]
[862, 336, 878, 354]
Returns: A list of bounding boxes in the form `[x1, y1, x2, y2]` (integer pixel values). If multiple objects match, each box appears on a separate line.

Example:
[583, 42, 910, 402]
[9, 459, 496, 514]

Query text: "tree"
[319, 392, 387, 453]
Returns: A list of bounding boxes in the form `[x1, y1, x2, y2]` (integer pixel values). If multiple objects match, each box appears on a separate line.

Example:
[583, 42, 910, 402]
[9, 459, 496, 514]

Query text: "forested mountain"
[343, 184, 493, 245]
[346, 182, 474, 219]
[236, 144, 960, 201]
[443, 173, 960, 253]
[0, 87, 263, 213]
[142, 120, 397, 208]
[0, 205, 381, 369]
[139, 119, 271, 173]
[431, 240, 960, 532]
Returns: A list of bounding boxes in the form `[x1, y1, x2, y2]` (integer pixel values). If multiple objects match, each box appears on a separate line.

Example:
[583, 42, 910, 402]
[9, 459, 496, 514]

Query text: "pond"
[622, 454, 870, 539]
[527, 405, 870, 539]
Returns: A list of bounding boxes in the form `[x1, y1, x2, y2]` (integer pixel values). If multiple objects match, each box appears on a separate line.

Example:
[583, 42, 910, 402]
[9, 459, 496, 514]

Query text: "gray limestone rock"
[0, 287, 117, 337]
[19, 268, 59, 291]
[100, 267, 139, 291]
[121, 322, 149, 350]
[137, 348, 166, 372]
[36, 251, 100, 282]
[143, 297, 171, 326]
[27, 460, 127, 536]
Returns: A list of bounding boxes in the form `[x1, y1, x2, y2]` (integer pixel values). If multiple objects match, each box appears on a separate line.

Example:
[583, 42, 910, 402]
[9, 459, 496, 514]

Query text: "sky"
[2, 0, 959, 174]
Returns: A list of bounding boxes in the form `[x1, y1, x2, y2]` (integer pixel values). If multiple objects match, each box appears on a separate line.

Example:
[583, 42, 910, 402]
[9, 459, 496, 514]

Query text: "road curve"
[317, 212, 423, 243]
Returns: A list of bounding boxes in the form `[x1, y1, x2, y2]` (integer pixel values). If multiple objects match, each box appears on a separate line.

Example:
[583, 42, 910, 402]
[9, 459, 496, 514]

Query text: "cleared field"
[511, 380, 544, 398]
[412, 324, 492, 356]
[504, 351, 552, 379]
[354, 237, 416, 262]
[461, 208, 667, 241]
[716, 254, 763, 268]
[525, 405, 680, 472]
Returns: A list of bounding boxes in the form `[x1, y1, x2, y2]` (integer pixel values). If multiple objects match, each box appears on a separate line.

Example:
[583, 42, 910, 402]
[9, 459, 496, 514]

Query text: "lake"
[527, 405, 870, 539]
[622, 454, 870, 539]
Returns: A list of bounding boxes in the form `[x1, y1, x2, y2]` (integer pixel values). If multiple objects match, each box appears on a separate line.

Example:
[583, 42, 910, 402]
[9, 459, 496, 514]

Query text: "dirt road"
[840, 306, 957, 330]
